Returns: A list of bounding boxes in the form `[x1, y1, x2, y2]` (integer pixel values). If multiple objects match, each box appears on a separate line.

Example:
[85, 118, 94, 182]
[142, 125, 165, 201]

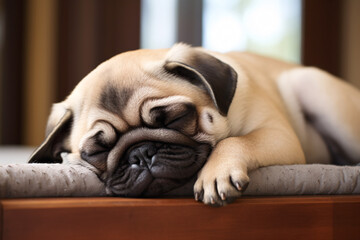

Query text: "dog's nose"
[127, 143, 157, 167]
[148, 103, 197, 135]
[105, 128, 211, 197]
[125, 142, 195, 177]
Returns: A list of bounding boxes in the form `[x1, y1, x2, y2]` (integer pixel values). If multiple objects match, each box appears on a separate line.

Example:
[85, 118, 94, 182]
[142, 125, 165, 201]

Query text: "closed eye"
[79, 121, 119, 171]
[80, 150, 109, 172]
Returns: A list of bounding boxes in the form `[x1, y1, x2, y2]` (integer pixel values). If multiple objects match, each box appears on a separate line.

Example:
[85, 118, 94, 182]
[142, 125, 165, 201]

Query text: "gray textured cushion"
[1, 163, 359, 198]
[0, 164, 106, 198]
[245, 164, 360, 195]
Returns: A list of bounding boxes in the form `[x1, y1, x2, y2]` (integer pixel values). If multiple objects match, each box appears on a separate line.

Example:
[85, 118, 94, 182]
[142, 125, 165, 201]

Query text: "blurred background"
[0, 0, 359, 147]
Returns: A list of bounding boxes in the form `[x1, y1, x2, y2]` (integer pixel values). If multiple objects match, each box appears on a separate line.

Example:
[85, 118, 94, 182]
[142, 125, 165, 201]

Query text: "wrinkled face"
[29, 44, 237, 197]
[75, 79, 217, 197]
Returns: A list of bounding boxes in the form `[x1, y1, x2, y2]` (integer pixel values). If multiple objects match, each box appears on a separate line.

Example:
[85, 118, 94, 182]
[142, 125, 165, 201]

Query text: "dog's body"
[30, 44, 360, 205]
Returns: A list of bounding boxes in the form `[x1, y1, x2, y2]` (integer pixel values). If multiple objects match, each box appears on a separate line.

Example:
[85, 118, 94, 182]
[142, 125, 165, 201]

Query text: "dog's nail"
[195, 192, 199, 201]
[235, 182, 242, 191]
[210, 197, 215, 205]
[220, 192, 226, 201]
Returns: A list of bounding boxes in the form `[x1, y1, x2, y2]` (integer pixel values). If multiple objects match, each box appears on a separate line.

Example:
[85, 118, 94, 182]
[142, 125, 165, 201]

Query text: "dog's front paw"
[193, 163, 249, 206]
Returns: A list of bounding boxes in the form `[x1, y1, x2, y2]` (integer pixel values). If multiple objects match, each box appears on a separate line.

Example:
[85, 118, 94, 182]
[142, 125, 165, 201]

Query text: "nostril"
[147, 144, 157, 157]
[128, 155, 141, 165]
[126, 143, 158, 168]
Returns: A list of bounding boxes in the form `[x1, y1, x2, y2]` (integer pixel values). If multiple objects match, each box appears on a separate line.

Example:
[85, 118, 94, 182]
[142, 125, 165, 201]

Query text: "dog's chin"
[106, 141, 211, 197]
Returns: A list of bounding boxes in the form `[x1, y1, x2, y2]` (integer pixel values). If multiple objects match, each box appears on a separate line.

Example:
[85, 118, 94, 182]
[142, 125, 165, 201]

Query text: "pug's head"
[29, 44, 237, 197]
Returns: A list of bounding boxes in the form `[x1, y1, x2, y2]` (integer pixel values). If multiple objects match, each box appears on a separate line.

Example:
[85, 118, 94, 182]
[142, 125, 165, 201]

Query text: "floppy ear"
[164, 44, 237, 115]
[28, 104, 73, 163]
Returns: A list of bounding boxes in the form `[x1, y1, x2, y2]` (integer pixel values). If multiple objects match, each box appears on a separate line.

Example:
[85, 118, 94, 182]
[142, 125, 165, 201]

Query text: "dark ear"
[164, 44, 237, 115]
[28, 106, 73, 163]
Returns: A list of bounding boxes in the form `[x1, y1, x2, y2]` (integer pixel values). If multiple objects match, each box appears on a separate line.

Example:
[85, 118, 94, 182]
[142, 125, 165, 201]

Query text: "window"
[141, 0, 178, 49]
[203, 0, 301, 63]
[141, 0, 302, 63]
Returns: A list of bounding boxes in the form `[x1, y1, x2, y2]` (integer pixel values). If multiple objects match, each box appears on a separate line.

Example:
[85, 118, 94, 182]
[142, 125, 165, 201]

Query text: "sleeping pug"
[29, 43, 360, 206]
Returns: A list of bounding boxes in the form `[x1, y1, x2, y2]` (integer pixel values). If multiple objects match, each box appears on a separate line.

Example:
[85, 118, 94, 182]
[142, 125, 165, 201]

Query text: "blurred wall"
[341, 0, 360, 88]
[24, 0, 57, 147]
[1, 0, 140, 146]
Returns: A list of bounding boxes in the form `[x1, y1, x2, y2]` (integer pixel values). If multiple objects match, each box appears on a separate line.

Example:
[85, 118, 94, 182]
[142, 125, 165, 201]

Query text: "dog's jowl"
[29, 43, 360, 206]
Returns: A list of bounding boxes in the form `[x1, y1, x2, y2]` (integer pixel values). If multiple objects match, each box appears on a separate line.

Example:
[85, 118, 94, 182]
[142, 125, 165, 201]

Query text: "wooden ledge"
[1, 196, 360, 240]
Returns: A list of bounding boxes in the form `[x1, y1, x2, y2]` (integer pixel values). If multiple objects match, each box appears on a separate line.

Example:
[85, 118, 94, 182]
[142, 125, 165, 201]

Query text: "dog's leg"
[283, 67, 360, 164]
[194, 124, 305, 206]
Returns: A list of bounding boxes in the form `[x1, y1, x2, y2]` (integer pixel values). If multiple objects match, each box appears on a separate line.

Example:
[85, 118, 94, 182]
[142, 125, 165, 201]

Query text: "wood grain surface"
[1, 196, 360, 240]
